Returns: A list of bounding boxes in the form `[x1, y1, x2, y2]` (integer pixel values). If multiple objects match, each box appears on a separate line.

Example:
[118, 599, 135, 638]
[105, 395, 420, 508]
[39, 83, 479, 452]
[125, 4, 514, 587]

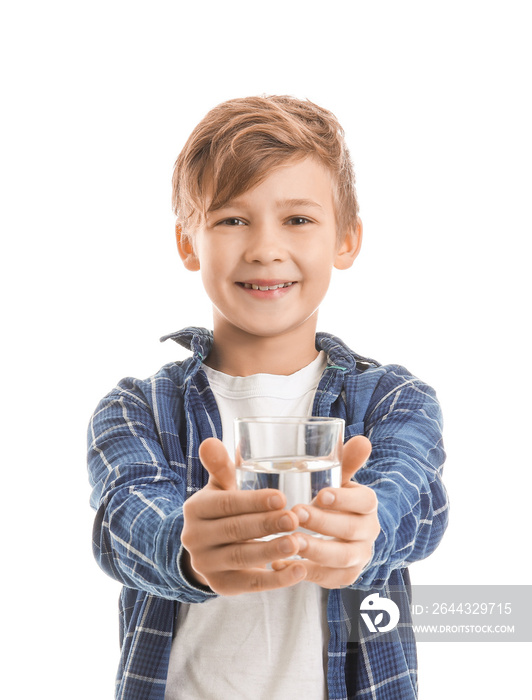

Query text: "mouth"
[237, 281, 296, 291]
[235, 280, 297, 298]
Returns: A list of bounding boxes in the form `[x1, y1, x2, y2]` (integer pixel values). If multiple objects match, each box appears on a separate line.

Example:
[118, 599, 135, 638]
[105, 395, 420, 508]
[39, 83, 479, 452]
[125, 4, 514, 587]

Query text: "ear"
[175, 223, 200, 271]
[334, 217, 363, 270]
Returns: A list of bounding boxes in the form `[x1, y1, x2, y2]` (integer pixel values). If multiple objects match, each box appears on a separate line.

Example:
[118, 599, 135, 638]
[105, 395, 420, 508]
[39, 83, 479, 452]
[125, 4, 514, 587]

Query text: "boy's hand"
[180, 437, 306, 596]
[273, 436, 379, 589]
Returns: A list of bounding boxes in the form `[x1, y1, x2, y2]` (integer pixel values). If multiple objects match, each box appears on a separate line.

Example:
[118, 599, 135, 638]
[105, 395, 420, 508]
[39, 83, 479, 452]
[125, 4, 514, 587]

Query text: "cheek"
[199, 252, 232, 296]
[198, 238, 231, 271]
[307, 252, 335, 284]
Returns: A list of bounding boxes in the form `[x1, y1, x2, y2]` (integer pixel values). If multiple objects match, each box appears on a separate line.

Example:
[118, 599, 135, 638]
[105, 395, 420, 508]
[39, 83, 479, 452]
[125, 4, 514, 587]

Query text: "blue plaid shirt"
[88, 327, 448, 699]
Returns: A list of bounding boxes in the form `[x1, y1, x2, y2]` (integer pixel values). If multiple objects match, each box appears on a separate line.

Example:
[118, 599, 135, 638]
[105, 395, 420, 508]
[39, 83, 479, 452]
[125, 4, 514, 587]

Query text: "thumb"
[198, 437, 236, 490]
[341, 435, 372, 485]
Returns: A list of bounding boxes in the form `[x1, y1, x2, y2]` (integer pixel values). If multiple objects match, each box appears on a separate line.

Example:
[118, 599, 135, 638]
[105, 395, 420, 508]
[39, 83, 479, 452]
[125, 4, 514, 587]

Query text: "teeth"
[243, 282, 294, 290]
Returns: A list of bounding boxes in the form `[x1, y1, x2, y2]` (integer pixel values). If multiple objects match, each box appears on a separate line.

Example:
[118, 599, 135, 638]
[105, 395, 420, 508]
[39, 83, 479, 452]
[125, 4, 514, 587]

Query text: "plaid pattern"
[88, 327, 448, 699]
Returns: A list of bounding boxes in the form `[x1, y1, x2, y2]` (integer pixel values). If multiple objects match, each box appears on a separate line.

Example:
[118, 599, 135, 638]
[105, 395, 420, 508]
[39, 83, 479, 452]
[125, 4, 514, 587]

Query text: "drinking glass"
[234, 416, 345, 539]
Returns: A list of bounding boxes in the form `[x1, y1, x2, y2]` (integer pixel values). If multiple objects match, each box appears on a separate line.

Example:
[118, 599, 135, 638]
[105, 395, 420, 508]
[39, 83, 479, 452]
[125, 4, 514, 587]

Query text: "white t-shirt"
[164, 352, 330, 700]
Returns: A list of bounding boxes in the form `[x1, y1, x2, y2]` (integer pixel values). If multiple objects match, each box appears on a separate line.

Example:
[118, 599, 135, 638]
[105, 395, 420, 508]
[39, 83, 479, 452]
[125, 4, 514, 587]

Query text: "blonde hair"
[172, 95, 359, 238]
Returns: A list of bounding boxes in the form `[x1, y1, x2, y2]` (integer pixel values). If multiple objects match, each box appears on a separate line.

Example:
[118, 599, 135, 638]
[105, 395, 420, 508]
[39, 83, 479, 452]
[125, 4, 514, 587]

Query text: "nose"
[243, 222, 288, 264]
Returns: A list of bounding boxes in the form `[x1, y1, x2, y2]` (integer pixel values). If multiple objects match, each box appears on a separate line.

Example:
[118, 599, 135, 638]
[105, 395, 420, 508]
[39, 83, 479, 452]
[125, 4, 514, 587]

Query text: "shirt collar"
[160, 327, 361, 372]
[160, 327, 214, 363]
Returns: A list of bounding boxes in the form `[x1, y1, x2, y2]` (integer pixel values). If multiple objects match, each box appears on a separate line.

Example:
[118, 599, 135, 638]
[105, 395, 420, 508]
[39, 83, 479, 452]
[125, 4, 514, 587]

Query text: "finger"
[198, 437, 236, 490]
[292, 506, 375, 540]
[288, 534, 372, 569]
[290, 560, 362, 589]
[314, 482, 378, 515]
[195, 508, 299, 545]
[341, 435, 372, 484]
[200, 533, 302, 571]
[188, 487, 288, 520]
[208, 561, 306, 596]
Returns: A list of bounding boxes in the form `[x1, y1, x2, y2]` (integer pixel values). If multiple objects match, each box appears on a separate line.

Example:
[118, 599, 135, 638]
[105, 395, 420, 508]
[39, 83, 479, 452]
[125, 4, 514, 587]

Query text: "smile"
[241, 282, 295, 291]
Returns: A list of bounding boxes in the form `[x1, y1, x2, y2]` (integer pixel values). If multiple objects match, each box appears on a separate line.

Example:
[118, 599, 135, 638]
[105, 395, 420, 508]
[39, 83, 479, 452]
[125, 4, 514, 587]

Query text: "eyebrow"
[208, 197, 323, 214]
[275, 198, 323, 210]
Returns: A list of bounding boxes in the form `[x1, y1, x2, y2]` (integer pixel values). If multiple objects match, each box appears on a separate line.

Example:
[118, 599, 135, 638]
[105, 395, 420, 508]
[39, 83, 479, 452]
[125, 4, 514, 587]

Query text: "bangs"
[172, 96, 358, 238]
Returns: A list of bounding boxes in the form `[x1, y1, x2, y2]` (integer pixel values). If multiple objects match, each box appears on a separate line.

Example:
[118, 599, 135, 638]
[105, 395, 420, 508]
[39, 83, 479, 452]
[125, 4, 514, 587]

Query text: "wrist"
[179, 546, 211, 591]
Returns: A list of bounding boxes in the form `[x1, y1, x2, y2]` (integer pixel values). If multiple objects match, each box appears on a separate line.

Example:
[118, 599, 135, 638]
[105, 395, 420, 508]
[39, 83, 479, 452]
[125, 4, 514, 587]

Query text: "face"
[177, 157, 361, 344]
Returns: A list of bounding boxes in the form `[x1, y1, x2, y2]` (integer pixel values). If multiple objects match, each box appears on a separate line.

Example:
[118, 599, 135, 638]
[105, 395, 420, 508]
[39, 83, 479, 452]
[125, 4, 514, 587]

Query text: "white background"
[2, 1, 531, 697]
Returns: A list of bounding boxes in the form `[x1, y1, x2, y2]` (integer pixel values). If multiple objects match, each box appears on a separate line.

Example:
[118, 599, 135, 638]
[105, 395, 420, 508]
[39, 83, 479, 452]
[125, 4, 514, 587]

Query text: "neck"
[205, 317, 320, 377]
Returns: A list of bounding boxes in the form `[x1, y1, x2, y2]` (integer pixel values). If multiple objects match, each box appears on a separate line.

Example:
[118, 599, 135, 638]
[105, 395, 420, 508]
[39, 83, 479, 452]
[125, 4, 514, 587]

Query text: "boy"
[88, 95, 448, 699]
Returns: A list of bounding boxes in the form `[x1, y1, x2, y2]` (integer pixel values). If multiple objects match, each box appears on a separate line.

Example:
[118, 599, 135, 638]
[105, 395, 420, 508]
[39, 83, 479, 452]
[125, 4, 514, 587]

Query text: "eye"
[217, 217, 247, 226]
[286, 216, 312, 226]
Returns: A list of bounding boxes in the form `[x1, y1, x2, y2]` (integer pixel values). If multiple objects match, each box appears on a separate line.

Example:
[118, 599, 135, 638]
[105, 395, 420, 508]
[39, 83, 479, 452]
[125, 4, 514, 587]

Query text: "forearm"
[88, 387, 217, 603]
[355, 453, 448, 588]
[92, 476, 216, 602]
[350, 368, 449, 589]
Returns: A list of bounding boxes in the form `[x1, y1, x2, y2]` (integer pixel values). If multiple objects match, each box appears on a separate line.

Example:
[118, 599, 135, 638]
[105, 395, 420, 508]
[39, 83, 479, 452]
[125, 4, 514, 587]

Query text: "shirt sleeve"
[87, 379, 216, 603]
[353, 365, 449, 589]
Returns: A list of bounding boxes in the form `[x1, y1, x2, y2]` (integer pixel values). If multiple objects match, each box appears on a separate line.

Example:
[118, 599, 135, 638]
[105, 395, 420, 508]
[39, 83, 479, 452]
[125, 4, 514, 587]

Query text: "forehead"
[207, 157, 337, 213]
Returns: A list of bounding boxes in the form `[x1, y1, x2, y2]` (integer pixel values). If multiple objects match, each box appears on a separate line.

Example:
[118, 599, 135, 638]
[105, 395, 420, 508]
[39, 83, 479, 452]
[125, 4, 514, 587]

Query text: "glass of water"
[234, 416, 345, 538]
